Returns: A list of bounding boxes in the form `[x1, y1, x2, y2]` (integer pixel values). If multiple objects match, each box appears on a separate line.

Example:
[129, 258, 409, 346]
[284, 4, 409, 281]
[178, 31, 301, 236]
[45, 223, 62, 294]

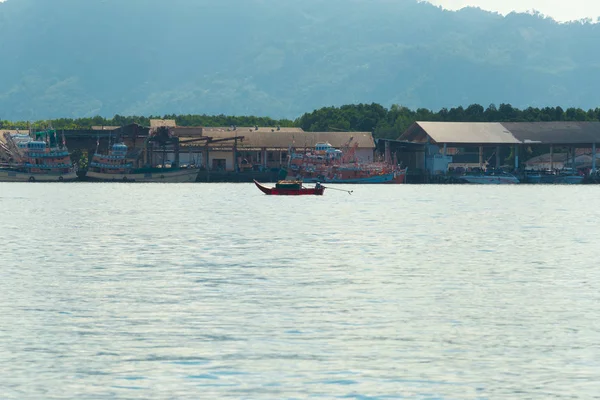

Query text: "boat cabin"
[110, 143, 128, 157]
[26, 141, 47, 151]
[275, 180, 302, 190]
[314, 142, 343, 159]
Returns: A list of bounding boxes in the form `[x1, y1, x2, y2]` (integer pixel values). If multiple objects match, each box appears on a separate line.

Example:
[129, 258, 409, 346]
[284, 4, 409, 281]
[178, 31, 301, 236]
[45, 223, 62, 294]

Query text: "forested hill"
[1, 0, 600, 120]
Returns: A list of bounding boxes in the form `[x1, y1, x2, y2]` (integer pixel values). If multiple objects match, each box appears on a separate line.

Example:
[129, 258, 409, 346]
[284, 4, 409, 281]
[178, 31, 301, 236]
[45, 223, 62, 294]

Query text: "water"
[1, 183, 600, 399]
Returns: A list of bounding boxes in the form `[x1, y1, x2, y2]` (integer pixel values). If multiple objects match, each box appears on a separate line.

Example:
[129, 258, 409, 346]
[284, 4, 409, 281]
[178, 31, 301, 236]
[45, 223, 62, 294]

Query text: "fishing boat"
[86, 142, 199, 182]
[524, 170, 584, 185]
[0, 129, 77, 182]
[290, 141, 406, 184]
[301, 167, 407, 184]
[461, 170, 520, 185]
[254, 180, 325, 195]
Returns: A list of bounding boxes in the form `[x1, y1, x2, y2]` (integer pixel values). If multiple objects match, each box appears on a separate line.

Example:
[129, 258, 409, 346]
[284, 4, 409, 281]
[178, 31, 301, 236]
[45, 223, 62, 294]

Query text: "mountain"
[1, 0, 599, 120]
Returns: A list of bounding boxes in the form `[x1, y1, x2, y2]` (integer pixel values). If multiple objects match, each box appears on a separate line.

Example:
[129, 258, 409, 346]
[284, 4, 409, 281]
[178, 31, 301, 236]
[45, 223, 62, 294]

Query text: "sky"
[427, 0, 600, 22]
[0, 0, 597, 23]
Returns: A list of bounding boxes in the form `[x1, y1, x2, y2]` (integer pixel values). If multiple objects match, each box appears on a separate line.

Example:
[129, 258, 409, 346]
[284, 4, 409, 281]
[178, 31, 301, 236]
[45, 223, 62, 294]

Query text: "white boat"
[461, 171, 520, 185]
[0, 169, 78, 182]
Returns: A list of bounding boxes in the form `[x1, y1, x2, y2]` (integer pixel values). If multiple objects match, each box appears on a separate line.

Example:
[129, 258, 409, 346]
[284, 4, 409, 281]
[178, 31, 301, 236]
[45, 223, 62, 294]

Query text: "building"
[374, 139, 426, 172]
[27, 120, 376, 173]
[174, 126, 376, 171]
[400, 121, 600, 173]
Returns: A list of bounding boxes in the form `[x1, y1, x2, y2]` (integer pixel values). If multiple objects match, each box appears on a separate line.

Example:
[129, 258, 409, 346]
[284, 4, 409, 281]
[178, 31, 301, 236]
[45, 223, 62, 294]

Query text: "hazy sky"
[427, 0, 600, 22]
[0, 0, 597, 23]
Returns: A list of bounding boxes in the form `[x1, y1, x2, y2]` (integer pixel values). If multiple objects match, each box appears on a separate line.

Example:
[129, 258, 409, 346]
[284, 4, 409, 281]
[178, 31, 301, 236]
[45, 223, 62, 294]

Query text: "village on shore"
[2, 117, 600, 185]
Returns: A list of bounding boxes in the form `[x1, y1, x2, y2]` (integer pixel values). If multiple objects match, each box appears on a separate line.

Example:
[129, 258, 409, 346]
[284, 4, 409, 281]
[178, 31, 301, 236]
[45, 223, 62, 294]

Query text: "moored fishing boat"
[0, 129, 77, 182]
[86, 142, 199, 182]
[254, 180, 325, 195]
[524, 170, 584, 185]
[461, 171, 520, 184]
[302, 167, 408, 184]
[290, 142, 407, 184]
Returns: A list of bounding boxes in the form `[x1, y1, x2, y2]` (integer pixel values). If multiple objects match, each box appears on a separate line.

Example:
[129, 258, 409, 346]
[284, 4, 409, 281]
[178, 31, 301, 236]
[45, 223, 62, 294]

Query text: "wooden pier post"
[479, 146, 483, 169]
[204, 145, 210, 182]
[233, 137, 238, 173]
[495, 146, 501, 169]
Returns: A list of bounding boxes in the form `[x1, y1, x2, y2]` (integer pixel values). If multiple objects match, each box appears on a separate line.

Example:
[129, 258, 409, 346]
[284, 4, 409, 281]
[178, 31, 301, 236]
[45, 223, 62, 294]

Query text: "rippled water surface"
[1, 183, 600, 399]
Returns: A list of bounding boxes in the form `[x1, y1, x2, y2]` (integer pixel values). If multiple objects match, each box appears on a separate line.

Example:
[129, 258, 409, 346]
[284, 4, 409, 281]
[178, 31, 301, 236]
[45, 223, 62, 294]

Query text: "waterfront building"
[400, 121, 600, 175]
[173, 126, 376, 172]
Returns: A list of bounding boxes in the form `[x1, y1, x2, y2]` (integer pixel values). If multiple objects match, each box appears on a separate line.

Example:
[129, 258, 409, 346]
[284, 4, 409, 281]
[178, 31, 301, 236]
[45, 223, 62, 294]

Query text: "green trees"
[297, 103, 600, 138]
[0, 114, 294, 131]
[1, 103, 599, 139]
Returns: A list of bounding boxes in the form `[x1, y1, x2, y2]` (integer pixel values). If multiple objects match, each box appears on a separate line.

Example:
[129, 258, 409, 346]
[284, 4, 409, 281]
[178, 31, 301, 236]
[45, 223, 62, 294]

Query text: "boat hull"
[525, 174, 584, 184]
[254, 180, 324, 195]
[554, 175, 584, 184]
[301, 170, 406, 184]
[0, 170, 78, 182]
[86, 169, 199, 182]
[461, 175, 520, 185]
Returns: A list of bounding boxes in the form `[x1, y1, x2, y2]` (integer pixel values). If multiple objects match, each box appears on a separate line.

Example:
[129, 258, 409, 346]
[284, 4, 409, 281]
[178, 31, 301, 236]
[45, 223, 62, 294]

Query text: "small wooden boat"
[254, 180, 325, 196]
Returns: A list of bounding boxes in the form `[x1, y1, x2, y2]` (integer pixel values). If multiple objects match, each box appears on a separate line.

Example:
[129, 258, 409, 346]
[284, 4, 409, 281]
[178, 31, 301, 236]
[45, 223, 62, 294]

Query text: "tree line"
[2, 103, 600, 139]
[296, 103, 600, 139]
[0, 114, 295, 132]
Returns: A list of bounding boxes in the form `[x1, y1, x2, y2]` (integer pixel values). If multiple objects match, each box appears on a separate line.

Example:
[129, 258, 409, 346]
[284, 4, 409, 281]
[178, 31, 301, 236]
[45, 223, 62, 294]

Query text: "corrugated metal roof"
[401, 122, 521, 144]
[0, 130, 27, 144]
[150, 119, 177, 128]
[502, 122, 600, 144]
[174, 127, 203, 137]
[203, 127, 305, 134]
[1, 130, 25, 135]
[401, 121, 600, 145]
[176, 129, 375, 149]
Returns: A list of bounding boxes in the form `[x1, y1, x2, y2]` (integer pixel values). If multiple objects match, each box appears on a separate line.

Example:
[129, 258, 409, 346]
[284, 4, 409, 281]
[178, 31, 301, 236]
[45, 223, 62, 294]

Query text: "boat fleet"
[457, 169, 584, 185]
[0, 129, 588, 185]
[288, 141, 407, 184]
[0, 129, 410, 185]
[0, 128, 200, 183]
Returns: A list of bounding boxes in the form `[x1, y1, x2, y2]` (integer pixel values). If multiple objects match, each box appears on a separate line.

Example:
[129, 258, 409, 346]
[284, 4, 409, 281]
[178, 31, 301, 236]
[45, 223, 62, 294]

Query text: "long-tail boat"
[254, 180, 325, 196]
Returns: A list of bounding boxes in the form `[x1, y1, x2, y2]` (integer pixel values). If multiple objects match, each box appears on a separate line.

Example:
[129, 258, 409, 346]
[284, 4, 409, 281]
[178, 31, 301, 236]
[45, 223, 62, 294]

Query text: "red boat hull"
[254, 180, 325, 196]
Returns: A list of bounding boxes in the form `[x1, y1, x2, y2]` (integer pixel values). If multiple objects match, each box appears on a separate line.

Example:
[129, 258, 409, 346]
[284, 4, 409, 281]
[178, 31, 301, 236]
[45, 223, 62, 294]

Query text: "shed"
[503, 122, 600, 145]
[400, 122, 521, 145]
